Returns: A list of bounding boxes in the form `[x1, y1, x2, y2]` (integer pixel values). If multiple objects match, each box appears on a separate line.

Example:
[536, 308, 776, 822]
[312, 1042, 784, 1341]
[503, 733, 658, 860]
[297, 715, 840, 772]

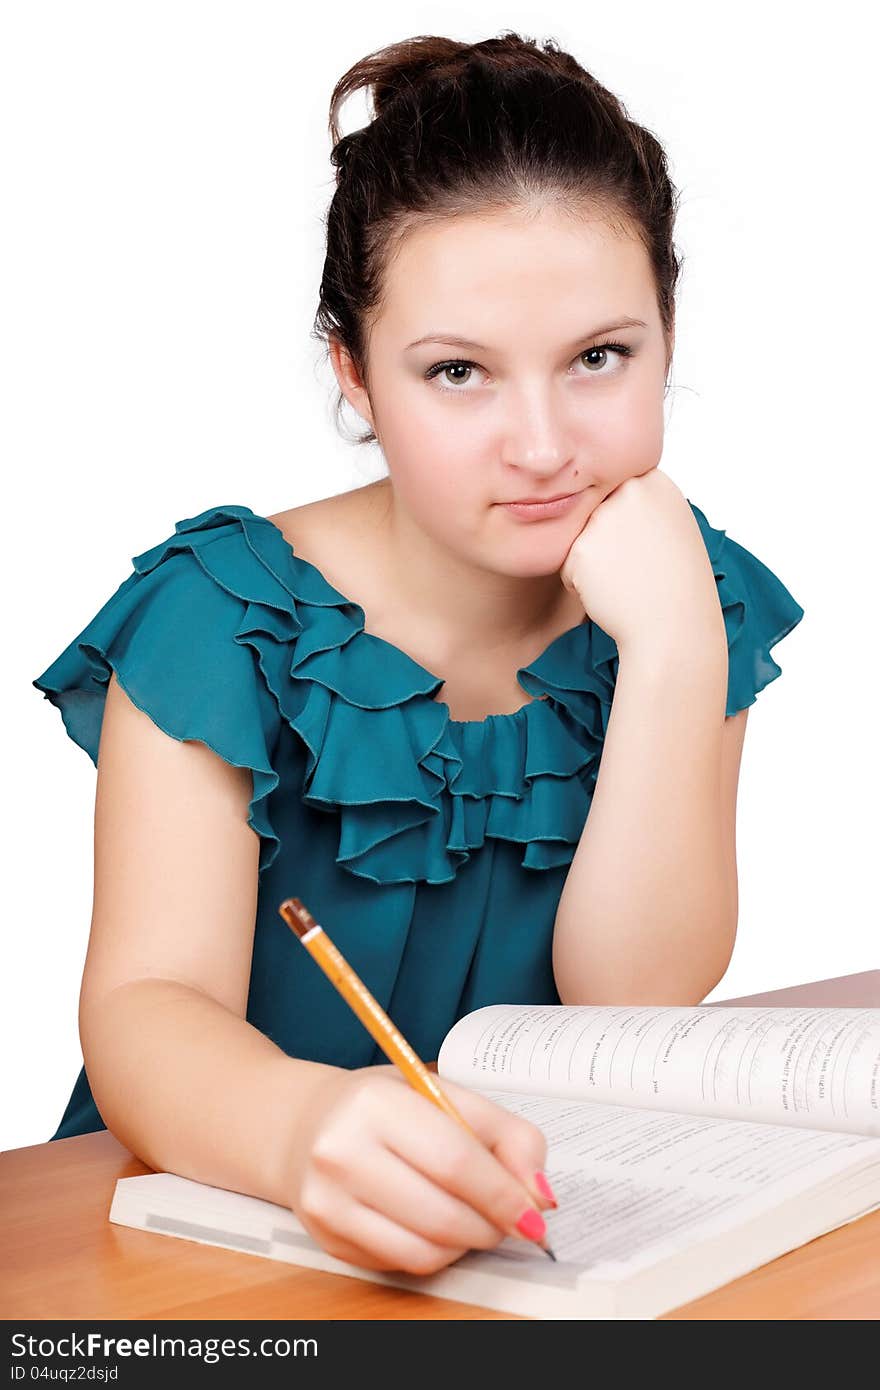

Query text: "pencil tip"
[544, 1243, 557, 1262]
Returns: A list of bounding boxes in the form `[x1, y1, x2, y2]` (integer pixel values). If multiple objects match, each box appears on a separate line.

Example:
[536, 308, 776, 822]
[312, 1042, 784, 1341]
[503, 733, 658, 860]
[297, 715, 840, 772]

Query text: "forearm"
[79, 978, 341, 1207]
[552, 635, 733, 1005]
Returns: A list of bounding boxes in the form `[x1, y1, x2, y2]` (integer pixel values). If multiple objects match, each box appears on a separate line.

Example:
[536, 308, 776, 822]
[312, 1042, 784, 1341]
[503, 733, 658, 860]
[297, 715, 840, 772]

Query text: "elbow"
[555, 982, 714, 1006]
[556, 980, 724, 1007]
[553, 912, 738, 1007]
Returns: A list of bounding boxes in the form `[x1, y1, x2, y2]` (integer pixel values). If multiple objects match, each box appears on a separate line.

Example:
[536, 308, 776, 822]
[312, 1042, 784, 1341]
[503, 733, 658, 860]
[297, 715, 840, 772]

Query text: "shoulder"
[34, 502, 296, 875]
[267, 479, 394, 608]
[268, 478, 389, 557]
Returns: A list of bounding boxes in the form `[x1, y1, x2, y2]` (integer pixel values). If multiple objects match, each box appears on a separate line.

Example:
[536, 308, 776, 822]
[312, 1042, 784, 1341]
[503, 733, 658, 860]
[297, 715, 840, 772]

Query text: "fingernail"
[515, 1208, 546, 1242]
[534, 1170, 558, 1207]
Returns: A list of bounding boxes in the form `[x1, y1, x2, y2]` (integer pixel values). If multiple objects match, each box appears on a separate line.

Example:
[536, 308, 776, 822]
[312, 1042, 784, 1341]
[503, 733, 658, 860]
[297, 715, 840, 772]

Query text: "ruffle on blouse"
[688, 502, 806, 713]
[33, 501, 804, 886]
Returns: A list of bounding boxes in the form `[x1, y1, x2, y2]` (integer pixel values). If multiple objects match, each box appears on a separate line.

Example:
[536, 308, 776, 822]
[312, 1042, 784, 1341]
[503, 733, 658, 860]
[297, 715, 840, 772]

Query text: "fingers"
[343, 1143, 508, 1251]
[382, 1086, 551, 1243]
[298, 1179, 471, 1277]
[436, 1080, 552, 1209]
[452, 1086, 550, 1203]
[480, 1113, 556, 1210]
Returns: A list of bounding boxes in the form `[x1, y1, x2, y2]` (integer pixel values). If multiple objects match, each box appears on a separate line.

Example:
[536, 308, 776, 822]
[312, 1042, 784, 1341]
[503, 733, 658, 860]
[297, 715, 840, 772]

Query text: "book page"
[437, 1004, 880, 1135]
[467, 1090, 880, 1277]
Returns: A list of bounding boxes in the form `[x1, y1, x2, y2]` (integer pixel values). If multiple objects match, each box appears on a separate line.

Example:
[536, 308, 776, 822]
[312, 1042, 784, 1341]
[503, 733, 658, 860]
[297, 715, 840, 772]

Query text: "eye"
[424, 359, 485, 393]
[575, 341, 635, 375]
[424, 340, 635, 395]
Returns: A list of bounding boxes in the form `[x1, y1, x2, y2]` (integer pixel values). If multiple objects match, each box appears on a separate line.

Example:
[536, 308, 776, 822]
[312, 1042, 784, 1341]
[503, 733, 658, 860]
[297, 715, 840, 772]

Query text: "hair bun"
[328, 36, 467, 145]
[369, 37, 469, 116]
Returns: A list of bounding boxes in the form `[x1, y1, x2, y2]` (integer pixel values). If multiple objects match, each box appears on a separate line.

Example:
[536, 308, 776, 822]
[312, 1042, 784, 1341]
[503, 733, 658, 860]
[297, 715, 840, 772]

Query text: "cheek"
[583, 387, 664, 485]
[387, 453, 479, 526]
[376, 381, 484, 468]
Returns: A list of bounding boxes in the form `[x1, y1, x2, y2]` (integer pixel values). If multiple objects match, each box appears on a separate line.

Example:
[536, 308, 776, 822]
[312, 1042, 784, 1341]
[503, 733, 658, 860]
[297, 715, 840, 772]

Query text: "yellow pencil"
[278, 895, 556, 1261]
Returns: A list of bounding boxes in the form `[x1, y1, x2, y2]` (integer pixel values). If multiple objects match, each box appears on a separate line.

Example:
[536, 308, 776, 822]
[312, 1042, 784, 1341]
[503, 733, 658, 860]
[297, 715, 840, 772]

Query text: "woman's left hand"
[559, 467, 725, 653]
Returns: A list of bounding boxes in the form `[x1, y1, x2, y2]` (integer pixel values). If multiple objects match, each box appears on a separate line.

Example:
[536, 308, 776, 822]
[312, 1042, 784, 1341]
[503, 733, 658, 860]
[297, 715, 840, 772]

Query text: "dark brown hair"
[313, 31, 682, 446]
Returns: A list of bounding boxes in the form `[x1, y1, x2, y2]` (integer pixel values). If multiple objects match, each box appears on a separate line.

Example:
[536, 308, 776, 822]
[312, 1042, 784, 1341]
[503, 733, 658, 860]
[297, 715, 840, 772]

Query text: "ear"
[328, 336, 376, 433]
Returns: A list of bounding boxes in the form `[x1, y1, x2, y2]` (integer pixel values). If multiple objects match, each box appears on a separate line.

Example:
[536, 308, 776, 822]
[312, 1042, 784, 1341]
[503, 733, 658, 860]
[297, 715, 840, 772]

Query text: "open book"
[109, 1004, 880, 1319]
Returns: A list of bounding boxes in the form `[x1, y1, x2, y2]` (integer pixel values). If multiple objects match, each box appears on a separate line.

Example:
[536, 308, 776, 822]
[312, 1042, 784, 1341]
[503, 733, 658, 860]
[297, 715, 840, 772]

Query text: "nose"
[499, 382, 576, 477]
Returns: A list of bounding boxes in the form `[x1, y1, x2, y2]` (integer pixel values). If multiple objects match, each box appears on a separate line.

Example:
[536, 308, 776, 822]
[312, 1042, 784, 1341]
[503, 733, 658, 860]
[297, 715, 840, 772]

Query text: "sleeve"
[691, 505, 806, 716]
[32, 548, 284, 873]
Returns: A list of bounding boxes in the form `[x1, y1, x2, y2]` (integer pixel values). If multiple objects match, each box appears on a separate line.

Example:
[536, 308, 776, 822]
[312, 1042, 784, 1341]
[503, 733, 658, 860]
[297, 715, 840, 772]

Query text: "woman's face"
[335, 205, 672, 579]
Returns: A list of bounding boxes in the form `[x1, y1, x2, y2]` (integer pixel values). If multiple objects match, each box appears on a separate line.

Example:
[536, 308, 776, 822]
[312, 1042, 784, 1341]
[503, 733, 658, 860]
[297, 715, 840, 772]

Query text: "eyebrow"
[405, 318, 649, 352]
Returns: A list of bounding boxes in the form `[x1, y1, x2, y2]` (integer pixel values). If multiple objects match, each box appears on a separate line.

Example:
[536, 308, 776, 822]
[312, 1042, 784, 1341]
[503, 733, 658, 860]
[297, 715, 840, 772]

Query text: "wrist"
[616, 610, 727, 668]
[258, 1054, 346, 1208]
[616, 627, 728, 705]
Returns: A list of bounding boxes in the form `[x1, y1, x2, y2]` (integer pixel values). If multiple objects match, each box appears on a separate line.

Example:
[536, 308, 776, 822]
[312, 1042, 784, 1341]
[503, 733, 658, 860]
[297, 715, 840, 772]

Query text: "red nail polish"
[534, 1170, 558, 1207]
[516, 1208, 546, 1242]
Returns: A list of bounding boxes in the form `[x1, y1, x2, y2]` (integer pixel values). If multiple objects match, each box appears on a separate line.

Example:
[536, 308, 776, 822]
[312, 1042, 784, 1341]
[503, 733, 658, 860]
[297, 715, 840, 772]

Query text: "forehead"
[375, 207, 657, 338]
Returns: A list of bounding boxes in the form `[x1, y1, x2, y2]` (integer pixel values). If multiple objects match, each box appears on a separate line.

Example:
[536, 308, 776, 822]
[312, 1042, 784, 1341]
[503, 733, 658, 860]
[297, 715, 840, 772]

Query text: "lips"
[505, 492, 574, 505]
[500, 492, 581, 520]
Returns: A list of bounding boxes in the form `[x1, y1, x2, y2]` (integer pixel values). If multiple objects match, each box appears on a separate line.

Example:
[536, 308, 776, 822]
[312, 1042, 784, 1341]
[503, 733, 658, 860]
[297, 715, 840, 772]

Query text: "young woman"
[33, 32, 804, 1276]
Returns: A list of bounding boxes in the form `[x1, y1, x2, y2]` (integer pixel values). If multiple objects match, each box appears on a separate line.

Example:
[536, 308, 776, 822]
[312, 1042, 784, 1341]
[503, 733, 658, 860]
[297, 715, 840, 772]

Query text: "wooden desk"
[3, 971, 878, 1320]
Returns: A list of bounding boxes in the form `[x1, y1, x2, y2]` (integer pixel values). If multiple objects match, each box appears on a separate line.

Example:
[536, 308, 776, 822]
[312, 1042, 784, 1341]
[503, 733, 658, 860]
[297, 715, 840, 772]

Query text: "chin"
[499, 551, 573, 582]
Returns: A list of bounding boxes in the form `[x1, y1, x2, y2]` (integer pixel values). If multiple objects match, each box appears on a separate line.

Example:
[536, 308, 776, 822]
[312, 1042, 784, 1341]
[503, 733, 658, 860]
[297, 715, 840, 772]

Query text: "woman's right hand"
[280, 1063, 556, 1275]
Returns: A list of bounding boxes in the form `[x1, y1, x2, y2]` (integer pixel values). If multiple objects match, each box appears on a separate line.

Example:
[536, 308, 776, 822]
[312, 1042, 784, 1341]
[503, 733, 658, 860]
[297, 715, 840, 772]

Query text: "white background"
[4, 1, 877, 1150]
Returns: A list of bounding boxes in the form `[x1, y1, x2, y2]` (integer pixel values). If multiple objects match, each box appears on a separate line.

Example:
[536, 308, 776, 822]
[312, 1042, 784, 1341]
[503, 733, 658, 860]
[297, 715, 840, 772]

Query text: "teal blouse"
[33, 501, 805, 1141]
